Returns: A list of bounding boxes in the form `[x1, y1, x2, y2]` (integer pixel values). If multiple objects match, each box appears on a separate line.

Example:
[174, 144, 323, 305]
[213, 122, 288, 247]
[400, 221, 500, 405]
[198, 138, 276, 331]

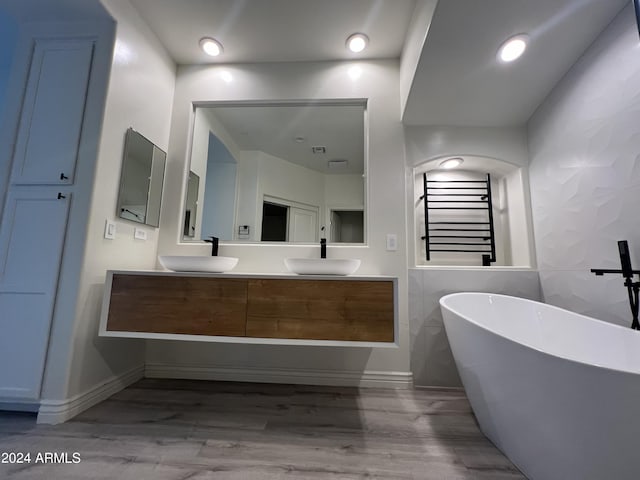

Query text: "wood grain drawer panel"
[245, 279, 394, 342]
[107, 275, 248, 336]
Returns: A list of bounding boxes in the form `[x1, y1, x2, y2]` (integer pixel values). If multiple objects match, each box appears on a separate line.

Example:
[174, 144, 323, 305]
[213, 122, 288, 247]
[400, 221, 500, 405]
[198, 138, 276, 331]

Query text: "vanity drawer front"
[106, 274, 247, 336]
[245, 279, 394, 342]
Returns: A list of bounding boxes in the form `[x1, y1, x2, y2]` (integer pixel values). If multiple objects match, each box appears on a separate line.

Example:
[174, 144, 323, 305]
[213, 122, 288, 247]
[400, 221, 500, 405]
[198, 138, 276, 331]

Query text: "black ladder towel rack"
[420, 173, 496, 266]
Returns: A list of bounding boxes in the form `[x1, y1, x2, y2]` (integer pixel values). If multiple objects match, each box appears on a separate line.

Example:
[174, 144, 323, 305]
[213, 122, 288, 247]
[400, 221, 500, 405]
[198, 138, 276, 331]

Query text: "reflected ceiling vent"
[312, 146, 326, 154]
[328, 159, 348, 170]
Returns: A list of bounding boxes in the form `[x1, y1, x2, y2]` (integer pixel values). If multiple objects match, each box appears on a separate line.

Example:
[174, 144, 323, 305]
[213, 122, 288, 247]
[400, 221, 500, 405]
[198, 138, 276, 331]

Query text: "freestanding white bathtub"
[440, 292, 640, 480]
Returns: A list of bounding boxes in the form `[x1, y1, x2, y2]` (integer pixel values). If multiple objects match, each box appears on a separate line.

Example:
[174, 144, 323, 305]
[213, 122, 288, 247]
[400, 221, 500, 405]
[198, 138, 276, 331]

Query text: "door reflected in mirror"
[182, 101, 366, 244]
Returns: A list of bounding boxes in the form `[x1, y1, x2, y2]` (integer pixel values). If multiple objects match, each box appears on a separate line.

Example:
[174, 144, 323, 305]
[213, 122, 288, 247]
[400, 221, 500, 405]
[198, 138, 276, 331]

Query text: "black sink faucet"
[204, 236, 219, 256]
[320, 226, 327, 258]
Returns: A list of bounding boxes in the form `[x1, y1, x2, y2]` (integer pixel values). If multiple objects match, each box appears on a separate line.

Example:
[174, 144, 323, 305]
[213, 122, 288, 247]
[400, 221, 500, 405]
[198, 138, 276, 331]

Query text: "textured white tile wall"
[409, 268, 541, 386]
[528, 5, 640, 327]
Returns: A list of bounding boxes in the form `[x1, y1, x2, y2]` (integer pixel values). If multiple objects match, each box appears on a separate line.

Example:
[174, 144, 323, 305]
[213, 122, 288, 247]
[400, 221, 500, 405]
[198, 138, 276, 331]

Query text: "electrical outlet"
[386, 233, 398, 251]
[134, 228, 147, 240]
[104, 220, 116, 240]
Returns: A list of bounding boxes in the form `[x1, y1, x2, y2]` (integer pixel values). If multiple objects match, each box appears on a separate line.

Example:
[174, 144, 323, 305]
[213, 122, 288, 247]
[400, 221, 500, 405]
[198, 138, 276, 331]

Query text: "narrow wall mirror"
[182, 101, 366, 243]
[117, 128, 166, 227]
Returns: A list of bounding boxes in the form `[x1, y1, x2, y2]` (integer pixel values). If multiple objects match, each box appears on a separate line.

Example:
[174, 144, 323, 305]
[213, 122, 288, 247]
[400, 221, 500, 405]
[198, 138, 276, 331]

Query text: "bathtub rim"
[439, 292, 640, 376]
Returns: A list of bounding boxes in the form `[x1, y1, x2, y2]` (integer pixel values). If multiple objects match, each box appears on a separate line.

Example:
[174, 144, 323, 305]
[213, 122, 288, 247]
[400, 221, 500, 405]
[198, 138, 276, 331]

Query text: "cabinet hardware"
[60, 173, 68, 181]
[57, 192, 66, 199]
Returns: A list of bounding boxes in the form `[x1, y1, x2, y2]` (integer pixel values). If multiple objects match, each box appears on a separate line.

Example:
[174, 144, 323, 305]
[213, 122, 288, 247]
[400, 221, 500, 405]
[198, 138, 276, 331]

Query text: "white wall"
[255, 151, 325, 235]
[409, 268, 541, 386]
[324, 174, 364, 209]
[528, 4, 640, 327]
[41, 0, 176, 405]
[404, 126, 530, 167]
[155, 60, 411, 385]
[504, 168, 530, 265]
[404, 125, 538, 386]
[235, 151, 261, 241]
[399, 0, 437, 115]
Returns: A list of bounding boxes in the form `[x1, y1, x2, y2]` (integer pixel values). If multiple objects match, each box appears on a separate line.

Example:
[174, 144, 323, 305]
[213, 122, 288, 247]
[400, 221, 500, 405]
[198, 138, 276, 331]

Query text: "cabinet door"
[0, 189, 71, 400]
[11, 38, 94, 185]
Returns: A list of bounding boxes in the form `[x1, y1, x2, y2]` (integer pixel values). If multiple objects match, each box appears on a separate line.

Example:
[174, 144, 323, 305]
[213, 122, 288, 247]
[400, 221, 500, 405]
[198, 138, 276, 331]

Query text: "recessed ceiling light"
[440, 157, 464, 169]
[497, 34, 528, 63]
[346, 33, 369, 53]
[200, 37, 223, 57]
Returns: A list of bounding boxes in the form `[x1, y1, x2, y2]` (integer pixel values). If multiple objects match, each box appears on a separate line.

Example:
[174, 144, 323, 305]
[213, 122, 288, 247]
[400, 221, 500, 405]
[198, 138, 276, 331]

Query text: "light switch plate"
[104, 220, 116, 240]
[134, 228, 147, 240]
[386, 233, 398, 251]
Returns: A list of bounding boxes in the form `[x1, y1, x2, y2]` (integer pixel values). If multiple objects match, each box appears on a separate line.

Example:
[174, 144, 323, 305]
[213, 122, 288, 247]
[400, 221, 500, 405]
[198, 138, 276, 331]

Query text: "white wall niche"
[413, 155, 532, 267]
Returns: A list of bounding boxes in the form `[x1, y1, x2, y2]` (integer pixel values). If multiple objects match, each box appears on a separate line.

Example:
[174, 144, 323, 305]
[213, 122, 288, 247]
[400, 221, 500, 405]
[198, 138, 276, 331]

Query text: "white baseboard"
[37, 364, 144, 425]
[145, 363, 413, 389]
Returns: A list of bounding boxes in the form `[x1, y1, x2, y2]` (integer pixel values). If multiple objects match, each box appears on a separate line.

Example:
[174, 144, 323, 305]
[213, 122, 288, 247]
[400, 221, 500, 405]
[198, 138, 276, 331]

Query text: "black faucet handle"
[204, 236, 219, 256]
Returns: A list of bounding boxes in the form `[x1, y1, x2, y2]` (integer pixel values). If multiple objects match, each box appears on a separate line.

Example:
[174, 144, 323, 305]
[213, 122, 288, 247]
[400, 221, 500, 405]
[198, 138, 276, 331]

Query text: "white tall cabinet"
[0, 37, 94, 402]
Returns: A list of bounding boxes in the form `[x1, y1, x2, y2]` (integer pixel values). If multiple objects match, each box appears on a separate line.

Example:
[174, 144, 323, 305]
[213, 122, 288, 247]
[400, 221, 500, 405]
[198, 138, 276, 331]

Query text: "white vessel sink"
[158, 255, 238, 273]
[284, 258, 361, 276]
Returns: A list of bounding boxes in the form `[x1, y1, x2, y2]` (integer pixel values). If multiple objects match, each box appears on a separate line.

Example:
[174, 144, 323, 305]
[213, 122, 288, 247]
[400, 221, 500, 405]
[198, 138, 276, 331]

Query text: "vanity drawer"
[106, 274, 247, 336]
[245, 279, 394, 342]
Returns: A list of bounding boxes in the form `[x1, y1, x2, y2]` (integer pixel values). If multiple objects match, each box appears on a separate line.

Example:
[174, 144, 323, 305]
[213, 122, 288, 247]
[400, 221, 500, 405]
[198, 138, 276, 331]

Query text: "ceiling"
[128, 0, 417, 64]
[0, 0, 629, 128]
[202, 103, 365, 175]
[127, 0, 628, 126]
[403, 0, 628, 126]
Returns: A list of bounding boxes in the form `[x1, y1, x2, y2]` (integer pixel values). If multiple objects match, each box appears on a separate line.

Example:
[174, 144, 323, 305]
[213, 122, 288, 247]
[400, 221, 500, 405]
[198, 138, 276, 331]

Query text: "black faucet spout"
[205, 236, 219, 256]
[320, 238, 327, 259]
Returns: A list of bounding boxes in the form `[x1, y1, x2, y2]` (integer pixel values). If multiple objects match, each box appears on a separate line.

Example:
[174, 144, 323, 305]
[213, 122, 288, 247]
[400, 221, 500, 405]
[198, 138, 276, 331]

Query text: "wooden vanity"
[99, 271, 397, 346]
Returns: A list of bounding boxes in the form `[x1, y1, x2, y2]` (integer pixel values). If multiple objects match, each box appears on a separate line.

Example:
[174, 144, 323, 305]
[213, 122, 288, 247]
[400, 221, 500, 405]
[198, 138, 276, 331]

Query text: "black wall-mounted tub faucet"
[591, 240, 640, 330]
[204, 236, 219, 256]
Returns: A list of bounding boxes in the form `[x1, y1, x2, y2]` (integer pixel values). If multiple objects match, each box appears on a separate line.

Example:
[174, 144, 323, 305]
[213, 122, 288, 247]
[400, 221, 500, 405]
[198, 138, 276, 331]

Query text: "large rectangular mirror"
[182, 101, 366, 243]
[117, 128, 166, 227]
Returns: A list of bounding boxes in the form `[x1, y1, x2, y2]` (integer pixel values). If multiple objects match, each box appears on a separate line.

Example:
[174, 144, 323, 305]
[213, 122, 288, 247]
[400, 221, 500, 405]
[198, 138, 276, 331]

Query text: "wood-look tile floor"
[0, 379, 526, 479]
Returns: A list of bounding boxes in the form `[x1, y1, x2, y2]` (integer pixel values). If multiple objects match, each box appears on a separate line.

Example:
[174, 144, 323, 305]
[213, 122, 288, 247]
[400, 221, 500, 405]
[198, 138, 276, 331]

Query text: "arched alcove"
[414, 155, 533, 267]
